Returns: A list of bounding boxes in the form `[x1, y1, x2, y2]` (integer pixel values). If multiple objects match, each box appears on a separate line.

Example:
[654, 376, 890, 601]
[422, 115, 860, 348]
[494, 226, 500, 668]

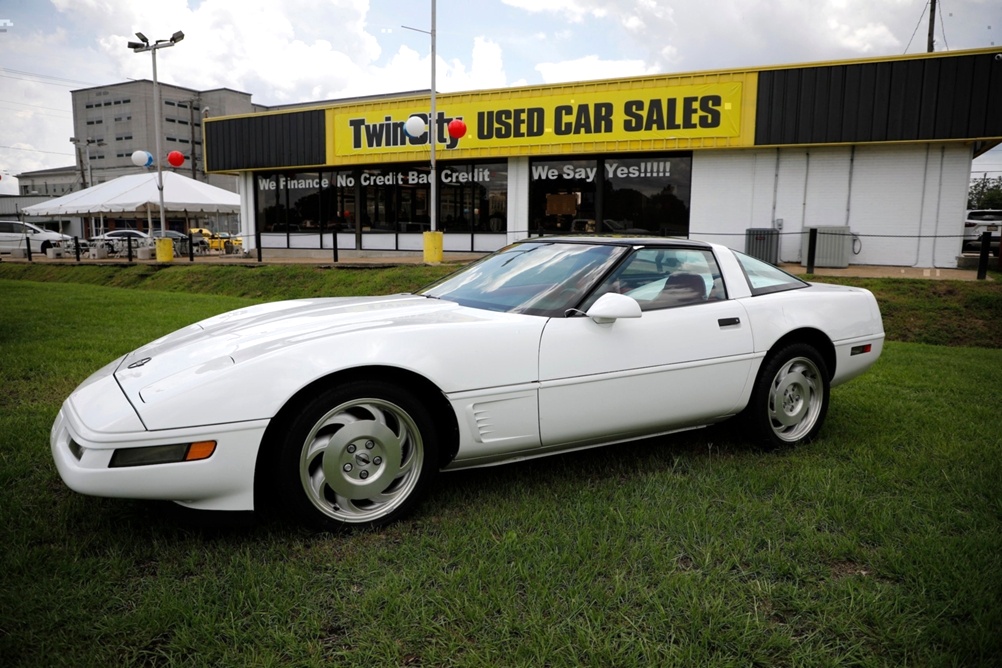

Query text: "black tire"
[745, 343, 830, 449]
[41, 241, 52, 253]
[274, 380, 439, 531]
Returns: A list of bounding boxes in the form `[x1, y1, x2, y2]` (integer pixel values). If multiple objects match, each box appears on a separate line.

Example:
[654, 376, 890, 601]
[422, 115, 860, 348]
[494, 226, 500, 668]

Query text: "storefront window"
[254, 172, 326, 233]
[528, 159, 597, 235]
[254, 172, 283, 233]
[284, 173, 324, 232]
[319, 170, 355, 233]
[529, 153, 691, 237]
[353, 165, 430, 233]
[438, 162, 507, 233]
[604, 155, 691, 237]
[254, 162, 508, 249]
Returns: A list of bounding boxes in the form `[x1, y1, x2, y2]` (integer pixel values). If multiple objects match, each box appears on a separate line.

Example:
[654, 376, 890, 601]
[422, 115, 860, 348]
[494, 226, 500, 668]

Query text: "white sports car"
[51, 237, 884, 530]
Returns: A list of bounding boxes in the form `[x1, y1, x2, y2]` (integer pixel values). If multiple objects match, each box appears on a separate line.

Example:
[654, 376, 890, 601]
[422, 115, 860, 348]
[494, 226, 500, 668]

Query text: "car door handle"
[718, 317, 741, 327]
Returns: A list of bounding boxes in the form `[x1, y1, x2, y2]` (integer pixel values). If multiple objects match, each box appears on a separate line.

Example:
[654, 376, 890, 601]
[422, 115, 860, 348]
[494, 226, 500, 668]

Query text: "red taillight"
[850, 344, 872, 356]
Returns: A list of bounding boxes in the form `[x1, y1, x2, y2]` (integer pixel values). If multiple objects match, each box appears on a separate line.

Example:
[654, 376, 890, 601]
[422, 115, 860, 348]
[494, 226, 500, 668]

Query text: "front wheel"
[274, 380, 439, 531]
[745, 343, 830, 448]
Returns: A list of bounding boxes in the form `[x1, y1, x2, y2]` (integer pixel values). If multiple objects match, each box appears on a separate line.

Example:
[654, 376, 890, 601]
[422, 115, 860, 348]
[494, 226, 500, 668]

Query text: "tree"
[968, 174, 1002, 209]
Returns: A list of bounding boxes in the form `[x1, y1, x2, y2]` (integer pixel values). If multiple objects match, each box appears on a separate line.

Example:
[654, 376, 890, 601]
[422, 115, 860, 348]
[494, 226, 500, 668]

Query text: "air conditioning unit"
[745, 228, 779, 264]
[801, 226, 851, 268]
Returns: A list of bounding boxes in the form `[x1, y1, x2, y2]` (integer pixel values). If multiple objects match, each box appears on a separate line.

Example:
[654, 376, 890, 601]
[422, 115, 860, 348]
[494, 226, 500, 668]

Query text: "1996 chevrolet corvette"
[52, 237, 884, 530]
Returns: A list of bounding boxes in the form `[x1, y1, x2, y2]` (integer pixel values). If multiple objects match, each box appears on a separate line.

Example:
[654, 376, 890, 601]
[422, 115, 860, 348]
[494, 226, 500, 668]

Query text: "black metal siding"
[755, 53, 1002, 146]
[204, 109, 326, 171]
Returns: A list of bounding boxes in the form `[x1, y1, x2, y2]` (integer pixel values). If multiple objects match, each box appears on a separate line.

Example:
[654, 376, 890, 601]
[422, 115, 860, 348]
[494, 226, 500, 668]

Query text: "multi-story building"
[14, 80, 263, 237]
[72, 80, 260, 189]
[13, 165, 79, 198]
[17, 80, 261, 197]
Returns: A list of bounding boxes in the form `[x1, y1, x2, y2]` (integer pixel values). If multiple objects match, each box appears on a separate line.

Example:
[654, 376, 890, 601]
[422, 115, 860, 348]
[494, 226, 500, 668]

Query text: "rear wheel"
[275, 380, 439, 531]
[746, 343, 830, 448]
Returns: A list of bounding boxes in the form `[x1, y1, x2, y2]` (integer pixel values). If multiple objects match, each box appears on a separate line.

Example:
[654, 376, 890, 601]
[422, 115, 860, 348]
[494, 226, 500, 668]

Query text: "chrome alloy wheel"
[766, 356, 825, 443]
[299, 398, 424, 524]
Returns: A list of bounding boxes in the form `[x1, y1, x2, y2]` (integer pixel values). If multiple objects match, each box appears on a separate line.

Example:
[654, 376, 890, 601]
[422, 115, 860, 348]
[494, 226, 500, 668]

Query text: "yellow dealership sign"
[333, 82, 745, 158]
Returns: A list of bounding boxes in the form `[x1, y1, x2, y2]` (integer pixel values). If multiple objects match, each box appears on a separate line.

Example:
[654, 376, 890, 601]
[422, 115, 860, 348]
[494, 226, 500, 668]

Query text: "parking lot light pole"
[403, 0, 441, 263]
[127, 31, 184, 249]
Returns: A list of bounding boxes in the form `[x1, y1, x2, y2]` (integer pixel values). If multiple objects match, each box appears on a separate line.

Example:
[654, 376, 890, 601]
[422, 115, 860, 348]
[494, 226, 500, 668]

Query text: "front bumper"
[50, 375, 269, 512]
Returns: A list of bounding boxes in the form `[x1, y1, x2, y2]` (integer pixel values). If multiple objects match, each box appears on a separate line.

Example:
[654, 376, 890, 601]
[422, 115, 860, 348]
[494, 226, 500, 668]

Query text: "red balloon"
[167, 150, 185, 167]
[447, 118, 467, 139]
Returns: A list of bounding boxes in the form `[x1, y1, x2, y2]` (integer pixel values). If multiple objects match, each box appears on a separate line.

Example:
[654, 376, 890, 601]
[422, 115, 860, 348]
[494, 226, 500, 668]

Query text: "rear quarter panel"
[737, 282, 885, 384]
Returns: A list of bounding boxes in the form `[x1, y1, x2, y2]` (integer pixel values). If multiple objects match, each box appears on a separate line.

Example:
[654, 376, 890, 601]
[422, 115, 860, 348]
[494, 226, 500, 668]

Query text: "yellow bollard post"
[423, 230, 443, 264]
[155, 237, 174, 263]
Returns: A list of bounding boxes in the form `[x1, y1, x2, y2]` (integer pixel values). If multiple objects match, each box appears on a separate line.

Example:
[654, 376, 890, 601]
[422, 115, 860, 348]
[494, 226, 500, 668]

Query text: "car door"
[0, 221, 14, 252]
[537, 247, 756, 448]
[11, 222, 32, 252]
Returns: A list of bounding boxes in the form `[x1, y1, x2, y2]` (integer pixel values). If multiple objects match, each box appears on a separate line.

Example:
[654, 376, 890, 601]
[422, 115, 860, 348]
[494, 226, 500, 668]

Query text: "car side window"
[733, 251, 808, 296]
[586, 248, 725, 311]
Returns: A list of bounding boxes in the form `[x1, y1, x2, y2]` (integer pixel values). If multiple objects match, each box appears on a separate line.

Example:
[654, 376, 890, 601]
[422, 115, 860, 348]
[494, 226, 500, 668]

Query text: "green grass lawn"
[1, 269, 1001, 666]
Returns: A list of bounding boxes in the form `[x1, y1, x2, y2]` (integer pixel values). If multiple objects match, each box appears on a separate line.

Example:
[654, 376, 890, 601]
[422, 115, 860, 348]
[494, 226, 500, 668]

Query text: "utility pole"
[75, 146, 87, 187]
[927, 0, 937, 52]
[188, 95, 200, 180]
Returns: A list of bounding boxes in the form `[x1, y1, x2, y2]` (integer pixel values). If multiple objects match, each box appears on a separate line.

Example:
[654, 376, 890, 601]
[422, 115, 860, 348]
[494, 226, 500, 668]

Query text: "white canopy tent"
[22, 171, 240, 238]
[23, 171, 240, 216]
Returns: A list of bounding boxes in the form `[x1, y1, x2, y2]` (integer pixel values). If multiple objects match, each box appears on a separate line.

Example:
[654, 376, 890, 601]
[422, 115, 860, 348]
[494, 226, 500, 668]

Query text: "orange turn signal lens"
[185, 441, 217, 461]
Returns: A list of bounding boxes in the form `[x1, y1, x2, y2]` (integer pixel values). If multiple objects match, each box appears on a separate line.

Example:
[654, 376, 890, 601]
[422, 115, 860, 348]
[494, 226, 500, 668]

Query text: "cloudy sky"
[1, 0, 1000, 194]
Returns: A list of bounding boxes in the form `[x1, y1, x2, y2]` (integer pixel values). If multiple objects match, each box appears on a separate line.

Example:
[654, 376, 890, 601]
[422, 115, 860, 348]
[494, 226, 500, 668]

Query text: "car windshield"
[420, 241, 628, 316]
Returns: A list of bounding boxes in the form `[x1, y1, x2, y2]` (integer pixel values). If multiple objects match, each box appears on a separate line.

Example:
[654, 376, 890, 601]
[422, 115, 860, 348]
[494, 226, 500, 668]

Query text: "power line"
[904, 1, 930, 53]
[937, 0, 950, 50]
[0, 100, 71, 115]
[0, 144, 75, 157]
[0, 103, 72, 120]
[0, 68, 99, 88]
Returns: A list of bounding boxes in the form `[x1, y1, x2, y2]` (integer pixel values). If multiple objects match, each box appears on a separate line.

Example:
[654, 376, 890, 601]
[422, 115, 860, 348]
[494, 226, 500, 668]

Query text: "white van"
[0, 220, 73, 254]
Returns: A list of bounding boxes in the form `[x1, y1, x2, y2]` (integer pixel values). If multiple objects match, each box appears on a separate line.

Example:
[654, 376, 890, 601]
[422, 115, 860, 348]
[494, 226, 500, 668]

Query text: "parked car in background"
[963, 209, 1002, 256]
[189, 227, 243, 253]
[89, 229, 154, 254]
[216, 232, 243, 251]
[0, 220, 73, 254]
[51, 236, 885, 532]
[149, 229, 186, 242]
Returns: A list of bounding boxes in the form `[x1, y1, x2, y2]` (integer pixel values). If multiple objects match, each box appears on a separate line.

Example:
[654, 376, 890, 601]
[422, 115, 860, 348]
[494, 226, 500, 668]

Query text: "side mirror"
[586, 292, 642, 324]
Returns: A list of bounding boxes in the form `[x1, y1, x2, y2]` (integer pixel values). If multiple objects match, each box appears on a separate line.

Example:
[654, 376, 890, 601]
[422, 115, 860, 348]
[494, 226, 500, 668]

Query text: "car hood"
[112, 294, 507, 420]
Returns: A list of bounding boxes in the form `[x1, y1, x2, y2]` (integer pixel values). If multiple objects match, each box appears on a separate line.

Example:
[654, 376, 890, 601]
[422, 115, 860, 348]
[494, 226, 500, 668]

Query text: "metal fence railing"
[7, 229, 1000, 280]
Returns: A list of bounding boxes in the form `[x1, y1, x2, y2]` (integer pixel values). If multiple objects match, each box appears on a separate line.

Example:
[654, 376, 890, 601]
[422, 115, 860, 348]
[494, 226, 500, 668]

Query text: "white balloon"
[404, 115, 426, 138]
[131, 150, 153, 168]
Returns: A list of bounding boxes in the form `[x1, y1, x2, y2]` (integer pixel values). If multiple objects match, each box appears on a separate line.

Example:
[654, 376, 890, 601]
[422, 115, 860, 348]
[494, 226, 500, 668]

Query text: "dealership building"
[204, 47, 1001, 268]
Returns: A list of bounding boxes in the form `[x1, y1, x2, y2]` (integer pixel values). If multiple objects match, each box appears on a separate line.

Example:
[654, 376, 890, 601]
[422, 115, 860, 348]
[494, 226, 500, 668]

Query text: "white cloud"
[536, 54, 659, 84]
[0, 0, 998, 181]
[501, 0, 596, 22]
